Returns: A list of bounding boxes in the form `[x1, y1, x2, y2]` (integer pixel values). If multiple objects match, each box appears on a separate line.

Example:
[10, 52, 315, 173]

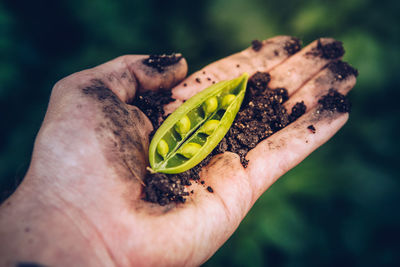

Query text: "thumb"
[93, 53, 188, 102]
[53, 53, 188, 104]
[28, 54, 187, 190]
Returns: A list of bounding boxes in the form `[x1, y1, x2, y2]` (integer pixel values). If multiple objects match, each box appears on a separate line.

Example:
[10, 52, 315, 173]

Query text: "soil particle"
[318, 89, 351, 113]
[307, 125, 316, 134]
[142, 53, 183, 73]
[195, 78, 201, 83]
[327, 60, 358, 80]
[307, 39, 344, 59]
[183, 83, 187, 87]
[251, 40, 263, 51]
[284, 37, 301, 55]
[236, 64, 240, 68]
[207, 186, 214, 193]
[142, 71, 307, 205]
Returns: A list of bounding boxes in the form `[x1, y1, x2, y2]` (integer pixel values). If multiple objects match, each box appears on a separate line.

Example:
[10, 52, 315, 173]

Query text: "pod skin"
[148, 73, 249, 174]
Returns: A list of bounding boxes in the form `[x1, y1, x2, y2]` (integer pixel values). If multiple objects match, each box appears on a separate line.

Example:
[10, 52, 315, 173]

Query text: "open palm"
[0, 36, 357, 267]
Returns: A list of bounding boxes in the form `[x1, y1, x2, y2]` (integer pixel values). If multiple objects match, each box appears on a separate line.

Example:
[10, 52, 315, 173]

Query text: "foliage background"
[1, 0, 399, 266]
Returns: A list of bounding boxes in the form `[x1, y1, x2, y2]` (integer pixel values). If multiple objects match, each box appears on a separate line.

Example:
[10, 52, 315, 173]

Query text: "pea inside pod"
[148, 73, 249, 174]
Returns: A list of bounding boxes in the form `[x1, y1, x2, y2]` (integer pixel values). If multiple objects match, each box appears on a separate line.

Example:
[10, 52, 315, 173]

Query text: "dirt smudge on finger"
[142, 53, 183, 73]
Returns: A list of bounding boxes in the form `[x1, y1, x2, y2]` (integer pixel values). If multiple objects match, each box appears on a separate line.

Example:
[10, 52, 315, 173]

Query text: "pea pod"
[148, 73, 249, 174]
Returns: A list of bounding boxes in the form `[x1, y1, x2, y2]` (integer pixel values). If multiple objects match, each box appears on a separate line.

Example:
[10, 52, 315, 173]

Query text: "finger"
[164, 36, 301, 113]
[268, 38, 345, 94]
[246, 108, 348, 201]
[54, 54, 188, 104]
[285, 60, 358, 111]
[90, 54, 188, 103]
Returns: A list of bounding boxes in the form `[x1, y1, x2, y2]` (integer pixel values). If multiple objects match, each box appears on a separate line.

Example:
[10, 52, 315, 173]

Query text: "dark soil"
[327, 60, 358, 81]
[318, 89, 351, 113]
[290, 101, 307, 122]
[141, 71, 307, 205]
[307, 125, 316, 134]
[142, 53, 183, 73]
[251, 40, 263, 51]
[284, 37, 302, 55]
[213, 72, 306, 167]
[131, 90, 175, 129]
[143, 172, 190, 206]
[307, 39, 344, 59]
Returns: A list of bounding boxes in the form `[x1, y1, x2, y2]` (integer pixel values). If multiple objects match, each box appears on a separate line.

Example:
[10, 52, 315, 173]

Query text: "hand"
[0, 36, 357, 266]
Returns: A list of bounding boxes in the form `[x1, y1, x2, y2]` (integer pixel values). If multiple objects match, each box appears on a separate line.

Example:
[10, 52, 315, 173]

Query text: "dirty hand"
[0, 36, 357, 267]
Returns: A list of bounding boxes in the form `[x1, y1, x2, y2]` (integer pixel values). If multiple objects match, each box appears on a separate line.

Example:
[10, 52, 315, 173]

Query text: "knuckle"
[53, 71, 92, 91]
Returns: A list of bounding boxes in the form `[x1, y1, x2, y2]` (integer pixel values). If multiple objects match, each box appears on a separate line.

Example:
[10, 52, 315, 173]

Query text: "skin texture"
[0, 36, 357, 267]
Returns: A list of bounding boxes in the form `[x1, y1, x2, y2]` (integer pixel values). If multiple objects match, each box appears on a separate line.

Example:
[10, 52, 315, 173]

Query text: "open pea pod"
[148, 73, 249, 174]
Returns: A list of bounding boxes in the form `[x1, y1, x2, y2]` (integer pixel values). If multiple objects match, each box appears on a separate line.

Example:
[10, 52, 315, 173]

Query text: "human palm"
[0, 36, 357, 266]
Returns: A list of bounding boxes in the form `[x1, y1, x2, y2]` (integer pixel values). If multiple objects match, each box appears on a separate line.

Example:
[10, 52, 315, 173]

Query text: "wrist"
[0, 172, 115, 267]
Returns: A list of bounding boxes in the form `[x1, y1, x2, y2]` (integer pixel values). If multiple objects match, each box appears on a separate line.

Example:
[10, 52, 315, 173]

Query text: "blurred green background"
[1, 0, 399, 266]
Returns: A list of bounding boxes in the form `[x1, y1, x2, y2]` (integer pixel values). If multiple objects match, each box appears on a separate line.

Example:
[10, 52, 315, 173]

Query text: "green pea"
[179, 142, 202, 158]
[156, 139, 169, 158]
[148, 73, 249, 174]
[203, 96, 218, 115]
[174, 115, 191, 135]
[201, 120, 220, 135]
[221, 94, 236, 109]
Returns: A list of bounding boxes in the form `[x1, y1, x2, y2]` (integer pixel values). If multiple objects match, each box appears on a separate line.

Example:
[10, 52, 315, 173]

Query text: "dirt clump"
[284, 37, 302, 55]
[251, 40, 263, 51]
[131, 90, 174, 129]
[327, 60, 358, 81]
[318, 89, 351, 113]
[307, 125, 316, 134]
[307, 39, 344, 59]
